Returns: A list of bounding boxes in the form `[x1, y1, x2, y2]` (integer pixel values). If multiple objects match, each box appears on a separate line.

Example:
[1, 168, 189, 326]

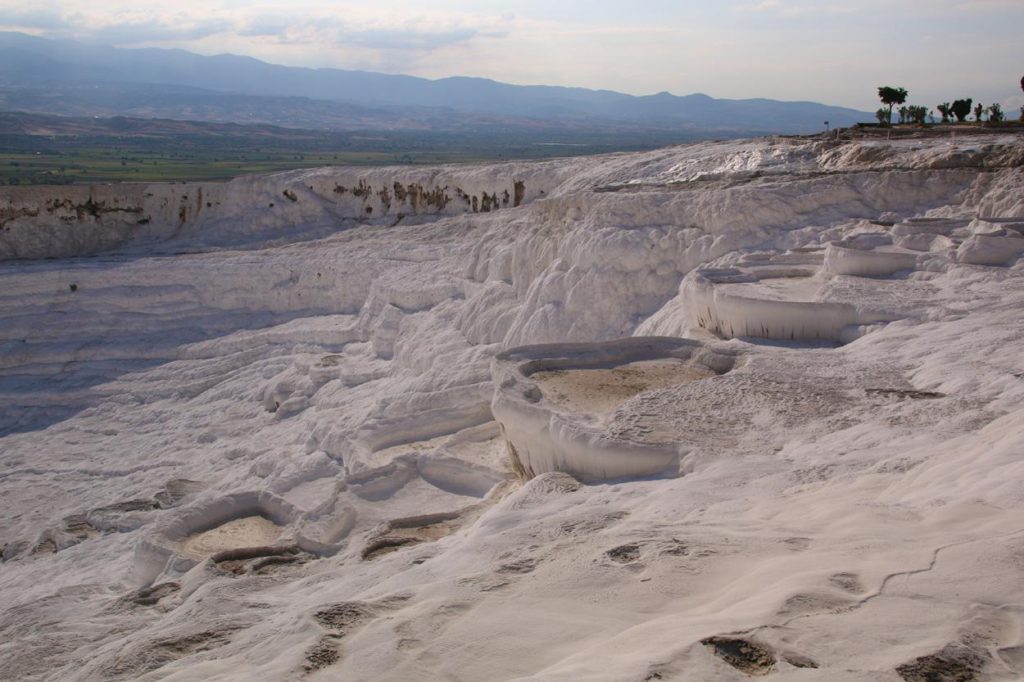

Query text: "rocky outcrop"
[0, 162, 566, 260]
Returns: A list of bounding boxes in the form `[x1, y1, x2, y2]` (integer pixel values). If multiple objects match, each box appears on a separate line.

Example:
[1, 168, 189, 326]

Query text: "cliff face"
[1, 134, 1024, 681]
[0, 163, 564, 260]
[9, 134, 1020, 263]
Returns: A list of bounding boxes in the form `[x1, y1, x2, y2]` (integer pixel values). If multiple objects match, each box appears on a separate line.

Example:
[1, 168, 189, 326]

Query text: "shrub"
[908, 105, 929, 125]
[950, 99, 973, 123]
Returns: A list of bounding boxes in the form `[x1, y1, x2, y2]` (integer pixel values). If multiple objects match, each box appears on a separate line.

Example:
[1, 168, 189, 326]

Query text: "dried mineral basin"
[529, 359, 716, 415]
[178, 515, 284, 558]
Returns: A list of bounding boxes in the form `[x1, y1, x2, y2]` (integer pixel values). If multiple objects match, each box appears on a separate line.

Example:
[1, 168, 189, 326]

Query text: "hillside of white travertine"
[1, 133, 1023, 681]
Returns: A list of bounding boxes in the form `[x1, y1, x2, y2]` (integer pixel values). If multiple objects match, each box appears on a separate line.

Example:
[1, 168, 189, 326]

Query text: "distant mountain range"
[0, 31, 870, 136]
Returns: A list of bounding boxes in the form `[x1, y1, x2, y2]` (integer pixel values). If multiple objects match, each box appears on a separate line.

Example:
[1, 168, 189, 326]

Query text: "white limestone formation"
[680, 267, 897, 342]
[957, 233, 1024, 265]
[821, 242, 919, 277]
[1, 133, 1024, 681]
[491, 337, 738, 482]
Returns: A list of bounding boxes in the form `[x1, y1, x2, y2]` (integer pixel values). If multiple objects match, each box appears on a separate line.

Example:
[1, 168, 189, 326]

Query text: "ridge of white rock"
[1, 133, 1023, 681]
[0, 162, 566, 260]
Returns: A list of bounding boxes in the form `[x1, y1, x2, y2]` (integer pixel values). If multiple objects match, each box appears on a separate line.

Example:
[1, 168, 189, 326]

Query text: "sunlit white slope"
[0, 132, 1022, 680]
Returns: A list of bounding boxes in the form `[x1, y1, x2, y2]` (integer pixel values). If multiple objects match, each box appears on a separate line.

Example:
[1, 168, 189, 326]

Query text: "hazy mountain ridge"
[0, 32, 870, 134]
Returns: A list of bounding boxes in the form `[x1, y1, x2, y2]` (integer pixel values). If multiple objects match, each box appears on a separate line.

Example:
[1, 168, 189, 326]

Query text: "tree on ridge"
[950, 99, 973, 123]
[878, 86, 908, 125]
[907, 105, 928, 125]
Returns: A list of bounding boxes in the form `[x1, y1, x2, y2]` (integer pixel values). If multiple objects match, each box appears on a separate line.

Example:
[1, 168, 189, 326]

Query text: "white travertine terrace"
[821, 242, 919, 277]
[672, 209, 1024, 343]
[491, 337, 739, 483]
[957, 233, 1024, 265]
[2, 133, 1024, 680]
[681, 267, 897, 342]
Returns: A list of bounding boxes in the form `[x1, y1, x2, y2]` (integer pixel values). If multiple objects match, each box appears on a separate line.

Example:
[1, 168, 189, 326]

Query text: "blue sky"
[2, 0, 1022, 111]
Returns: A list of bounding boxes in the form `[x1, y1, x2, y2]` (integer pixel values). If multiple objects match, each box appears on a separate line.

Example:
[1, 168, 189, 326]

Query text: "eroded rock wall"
[0, 162, 570, 260]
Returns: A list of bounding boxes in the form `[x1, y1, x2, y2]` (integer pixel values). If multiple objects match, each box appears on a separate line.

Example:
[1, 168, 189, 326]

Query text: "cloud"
[0, 4, 230, 44]
[237, 11, 509, 52]
[334, 26, 505, 51]
[236, 17, 292, 39]
[1001, 94, 1024, 114]
[88, 17, 233, 44]
[0, 1, 518, 80]
[955, 0, 1024, 10]
[0, 2, 511, 65]
[0, 0, 1018, 109]
[736, 0, 856, 16]
[746, 0, 782, 10]
[0, 7, 69, 31]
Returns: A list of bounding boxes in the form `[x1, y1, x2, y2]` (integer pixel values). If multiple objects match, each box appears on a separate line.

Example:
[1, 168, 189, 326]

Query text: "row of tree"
[875, 86, 1011, 126]
[934, 99, 1005, 123]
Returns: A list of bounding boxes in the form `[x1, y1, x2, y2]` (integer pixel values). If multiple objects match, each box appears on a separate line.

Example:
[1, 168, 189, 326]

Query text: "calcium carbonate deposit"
[1, 133, 1023, 680]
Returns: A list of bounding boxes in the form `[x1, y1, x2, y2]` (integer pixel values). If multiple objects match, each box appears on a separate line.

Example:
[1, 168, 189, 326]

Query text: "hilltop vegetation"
[875, 82, 1021, 126]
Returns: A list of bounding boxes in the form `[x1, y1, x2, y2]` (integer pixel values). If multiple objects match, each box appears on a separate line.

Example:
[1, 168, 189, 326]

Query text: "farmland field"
[0, 112, 709, 185]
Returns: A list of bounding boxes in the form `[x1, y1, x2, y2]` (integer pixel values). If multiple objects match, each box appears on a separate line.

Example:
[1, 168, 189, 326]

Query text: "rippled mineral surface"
[2, 133, 1024, 680]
